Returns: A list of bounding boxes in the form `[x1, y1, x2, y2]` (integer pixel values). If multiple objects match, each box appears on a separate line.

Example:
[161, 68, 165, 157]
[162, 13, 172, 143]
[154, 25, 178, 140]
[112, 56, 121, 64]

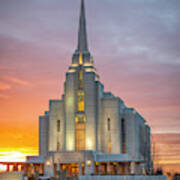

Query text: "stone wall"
[78, 175, 167, 180]
[39, 112, 49, 157]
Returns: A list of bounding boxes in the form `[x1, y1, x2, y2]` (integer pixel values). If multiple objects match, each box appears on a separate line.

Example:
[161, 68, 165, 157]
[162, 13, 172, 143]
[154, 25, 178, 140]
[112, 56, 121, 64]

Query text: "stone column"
[125, 163, 129, 175]
[107, 162, 111, 175]
[119, 163, 124, 174]
[78, 163, 82, 176]
[142, 163, 146, 175]
[130, 162, 136, 175]
[96, 163, 100, 175]
[23, 164, 28, 176]
[39, 164, 43, 175]
[31, 164, 35, 175]
[20, 164, 23, 171]
[85, 160, 94, 175]
[14, 164, 18, 171]
[136, 163, 141, 175]
[116, 163, 121, 175]
[6, 164, 10, 172]
[44, 161, 55, 177]
[113, 163, 118, 175]
[98, 163, 102, 175]
[56, 163, 60, 174]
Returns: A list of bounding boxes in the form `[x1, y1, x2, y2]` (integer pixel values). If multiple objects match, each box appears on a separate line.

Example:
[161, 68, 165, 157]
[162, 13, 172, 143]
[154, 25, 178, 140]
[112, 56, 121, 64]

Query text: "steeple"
[72, 0, 92, 65]
[77, 0, 88, 52]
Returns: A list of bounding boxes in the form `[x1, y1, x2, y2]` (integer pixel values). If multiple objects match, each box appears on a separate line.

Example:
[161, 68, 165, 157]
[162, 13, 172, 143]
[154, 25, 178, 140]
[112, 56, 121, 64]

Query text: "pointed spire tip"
[77, 0, 88, 52]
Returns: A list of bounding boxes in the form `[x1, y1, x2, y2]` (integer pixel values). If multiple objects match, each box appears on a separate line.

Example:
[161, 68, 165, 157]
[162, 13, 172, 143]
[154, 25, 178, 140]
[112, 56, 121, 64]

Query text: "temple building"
[28, 0, 163, 178]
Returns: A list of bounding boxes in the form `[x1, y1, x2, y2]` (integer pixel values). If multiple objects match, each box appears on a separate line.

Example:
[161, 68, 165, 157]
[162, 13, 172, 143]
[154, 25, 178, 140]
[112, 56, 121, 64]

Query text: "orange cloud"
[0, 94, 9, 100]
[5, 76, 32, 87]
[0, 81, 11, 90]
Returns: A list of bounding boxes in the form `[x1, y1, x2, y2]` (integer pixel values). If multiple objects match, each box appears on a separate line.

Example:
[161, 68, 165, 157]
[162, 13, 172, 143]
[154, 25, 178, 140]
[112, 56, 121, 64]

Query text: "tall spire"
[77, 0, 88, 52]
[72, 0, 91, 65]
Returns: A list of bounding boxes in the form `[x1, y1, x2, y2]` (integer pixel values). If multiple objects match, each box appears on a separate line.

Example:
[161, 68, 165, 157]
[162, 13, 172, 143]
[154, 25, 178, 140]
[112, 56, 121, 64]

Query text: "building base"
[78, 175, 167, 180]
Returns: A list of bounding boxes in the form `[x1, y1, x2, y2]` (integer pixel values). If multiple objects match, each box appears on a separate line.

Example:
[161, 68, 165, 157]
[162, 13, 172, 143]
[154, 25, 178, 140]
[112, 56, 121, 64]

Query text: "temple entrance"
[60, 163, 79, 177]
[94, 162, 132, 175]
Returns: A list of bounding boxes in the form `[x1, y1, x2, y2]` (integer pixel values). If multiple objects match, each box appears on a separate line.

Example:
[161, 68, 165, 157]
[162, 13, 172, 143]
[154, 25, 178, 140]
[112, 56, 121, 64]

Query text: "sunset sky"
[0, 0, 180, 173]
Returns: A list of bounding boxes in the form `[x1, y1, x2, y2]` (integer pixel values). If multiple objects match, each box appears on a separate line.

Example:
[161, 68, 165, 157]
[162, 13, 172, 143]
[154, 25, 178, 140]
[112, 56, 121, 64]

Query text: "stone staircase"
[0, 171, 24, 180]
[50, 177, 78, 180]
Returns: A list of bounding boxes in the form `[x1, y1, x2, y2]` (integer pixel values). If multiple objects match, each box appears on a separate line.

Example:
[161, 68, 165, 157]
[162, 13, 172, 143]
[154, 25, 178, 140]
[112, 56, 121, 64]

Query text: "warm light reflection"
[0, 151, 30, 162]
[18, 165, 22, 171]
[75, 122, 85, 150]
[66, 137, 74, 151]
[71, 63, 78, 67]
[0, 164, 7, 172]
[108, 140, 112, 154]
[84, 62, 93, 66]
[154, 160, 180, 164]
[68, 69, 76, 73]
[87, 139, 93, 149]
[79, 52, 83, 65]
[46, 160, 51, 166]
[77, 91, 85, 112]
[85, 68, 96, 73]
[10, 165, 13, 172]
[86, 160, 92, 166]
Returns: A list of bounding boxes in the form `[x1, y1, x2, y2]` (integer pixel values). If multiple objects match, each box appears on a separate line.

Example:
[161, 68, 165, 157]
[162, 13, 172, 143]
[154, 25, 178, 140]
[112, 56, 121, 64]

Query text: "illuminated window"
[107, 118, 111, 153]
[18, 165, 22, 171]
[79, 52, 83, 65]
[57, 120, 60, 132]
[121, 118, 126, 153]
[108, 140, 111, 154]
[79, 69, 83, 89]
[75, 116, 86, 150]
[77, 91, 85, 112]
[57, 142, 60, 151]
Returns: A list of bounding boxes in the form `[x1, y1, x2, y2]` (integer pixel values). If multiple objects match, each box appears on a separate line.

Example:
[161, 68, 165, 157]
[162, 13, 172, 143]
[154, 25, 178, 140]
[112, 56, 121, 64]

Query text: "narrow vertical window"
[108, 140, 111, 154]
[57, 120, 60, 132]
[79, 69, 83, 89]
[75, 116, 86, 150]
[121, 118, 126, 153]
[77, 91, 85, 112]
[107, 118, 111, 131]
[57, 142, 60, 151]
[107, 118, 111, 153]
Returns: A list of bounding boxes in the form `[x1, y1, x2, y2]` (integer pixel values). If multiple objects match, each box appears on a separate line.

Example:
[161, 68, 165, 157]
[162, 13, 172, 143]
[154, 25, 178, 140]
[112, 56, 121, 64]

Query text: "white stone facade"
[37, 0, 156, 178]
